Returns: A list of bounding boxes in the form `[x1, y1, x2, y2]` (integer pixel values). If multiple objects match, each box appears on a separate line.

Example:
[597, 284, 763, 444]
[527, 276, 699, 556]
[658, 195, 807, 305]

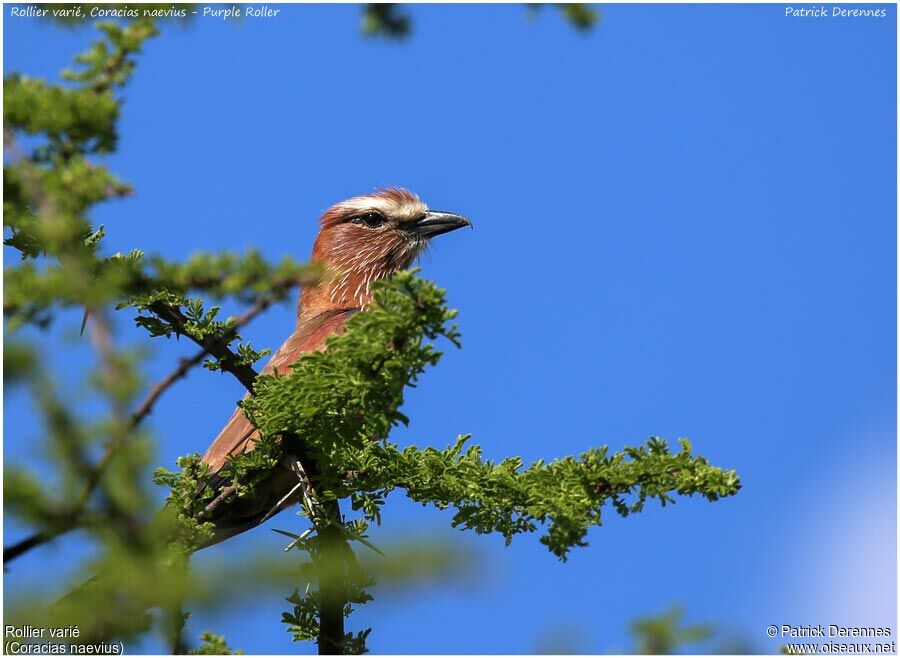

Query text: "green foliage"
[534, 604, 740, 654]
[36, 4, 193, 26]
[242, 272, 460, 442]
[344, 434, 739, 560]
[3, 339, 38, 384]
[218, 435, 284, 497]
[152, 455, 216, 552]
[4, 73, 120, 152]
[362, 4, 411, 39]
[189, 631, 244, 655]
[144, 250, 321, 304]
[630, 605, 714, 655]
[5, 18, 157, 161]
[5, 252, 140, 329]
[363, 3, 599, 39]
[121, 289, 271, 373]
[4, 247, 316, 332]
[556, 4, 600, 31]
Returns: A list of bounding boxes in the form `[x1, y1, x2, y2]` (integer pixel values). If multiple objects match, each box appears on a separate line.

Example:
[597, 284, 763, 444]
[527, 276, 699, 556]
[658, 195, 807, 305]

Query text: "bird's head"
[299, 188, 470, 321]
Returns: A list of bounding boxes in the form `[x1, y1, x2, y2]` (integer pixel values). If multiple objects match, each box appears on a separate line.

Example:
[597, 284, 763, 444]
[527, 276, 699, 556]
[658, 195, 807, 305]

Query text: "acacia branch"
[202, 484, 239, 518]
[317, 499, 347, 656]
[148, 301, 259, 391]
[3, 533, 50, 563]
[133, 294, 280, 425]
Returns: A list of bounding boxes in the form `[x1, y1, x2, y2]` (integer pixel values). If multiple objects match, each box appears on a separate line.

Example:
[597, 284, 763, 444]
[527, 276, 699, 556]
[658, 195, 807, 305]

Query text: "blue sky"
[4, 3, 897, 654]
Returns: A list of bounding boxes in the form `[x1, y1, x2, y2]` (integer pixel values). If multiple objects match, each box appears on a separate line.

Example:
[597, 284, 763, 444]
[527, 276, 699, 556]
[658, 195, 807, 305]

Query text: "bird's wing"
[201, 309, 357, 473]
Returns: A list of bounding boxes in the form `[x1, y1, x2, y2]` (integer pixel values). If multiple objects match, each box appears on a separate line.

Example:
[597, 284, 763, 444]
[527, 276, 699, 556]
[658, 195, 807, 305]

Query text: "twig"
[132, 295, 279, 425]
[3, 532, 50, 563]
[260, 479, 306, 525]
[201, 484, 239, 518]
[290, 458, 321, 519]
[148, 301, 259, 391]
[317, 499, 347, 656]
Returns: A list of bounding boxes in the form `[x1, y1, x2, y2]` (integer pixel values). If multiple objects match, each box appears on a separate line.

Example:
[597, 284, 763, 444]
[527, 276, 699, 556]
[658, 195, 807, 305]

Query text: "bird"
[53, 188, 470, 628]
[197, 188, 470, 546]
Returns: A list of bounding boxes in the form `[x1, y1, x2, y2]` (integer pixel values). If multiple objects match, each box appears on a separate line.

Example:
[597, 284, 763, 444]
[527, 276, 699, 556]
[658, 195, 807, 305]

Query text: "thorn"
[343, 529, 386, 556]
[272, 527, 313, 552]
[260, 480, 305, 524]
[271, 528, 301, 539]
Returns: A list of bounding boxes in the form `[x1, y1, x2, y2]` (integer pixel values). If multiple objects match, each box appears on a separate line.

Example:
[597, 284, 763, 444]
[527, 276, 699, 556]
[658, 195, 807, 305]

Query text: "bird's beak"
[405, 211, 472, 239]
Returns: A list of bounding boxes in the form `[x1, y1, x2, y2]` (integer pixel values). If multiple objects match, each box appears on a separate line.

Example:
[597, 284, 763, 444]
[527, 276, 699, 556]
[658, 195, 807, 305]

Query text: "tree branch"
[148, 301, 260, 391]
[202, 484, 239, 518]
[3, 532, 51, 563]
[317, 499, 347, 656]
[133, 294, 280, 425]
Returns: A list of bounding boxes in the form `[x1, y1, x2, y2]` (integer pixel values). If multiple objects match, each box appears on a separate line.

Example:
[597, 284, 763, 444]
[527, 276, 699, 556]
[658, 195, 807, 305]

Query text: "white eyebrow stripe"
[335, 195, 428, 221]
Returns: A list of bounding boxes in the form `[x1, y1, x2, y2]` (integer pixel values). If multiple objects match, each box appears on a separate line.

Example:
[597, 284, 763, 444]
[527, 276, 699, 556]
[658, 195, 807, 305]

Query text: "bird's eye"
[354, 212, 386, 229]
